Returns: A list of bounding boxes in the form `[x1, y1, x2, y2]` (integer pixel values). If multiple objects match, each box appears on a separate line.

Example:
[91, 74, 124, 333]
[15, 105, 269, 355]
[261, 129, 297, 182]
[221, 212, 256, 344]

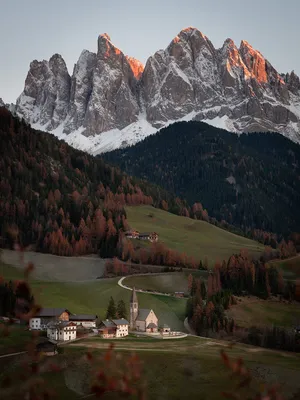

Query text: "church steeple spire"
[130, 287, 138, 330]
[130, 286, 138, 303]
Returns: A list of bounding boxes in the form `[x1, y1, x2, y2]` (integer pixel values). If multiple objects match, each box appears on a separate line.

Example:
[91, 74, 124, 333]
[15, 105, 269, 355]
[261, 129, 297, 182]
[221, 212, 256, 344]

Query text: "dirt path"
[0, 351, 27, 359]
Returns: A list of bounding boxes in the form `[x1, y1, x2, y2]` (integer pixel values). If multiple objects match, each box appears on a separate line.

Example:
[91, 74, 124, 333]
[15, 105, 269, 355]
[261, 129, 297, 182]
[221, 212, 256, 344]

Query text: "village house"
[138, 232, 159, 242]
[161, 324, 171, 334]
[174, 292, 185, 298]
[47, 320, 77, 342]
[130, 288, 158, 332]
[29, 308, 71, 330]
[125, 230, 159, 242]
[125, 230, 140, 239]
[36, 338, 58, 356]
[99, 318, 129, 338]
[69, 314, 98, 328]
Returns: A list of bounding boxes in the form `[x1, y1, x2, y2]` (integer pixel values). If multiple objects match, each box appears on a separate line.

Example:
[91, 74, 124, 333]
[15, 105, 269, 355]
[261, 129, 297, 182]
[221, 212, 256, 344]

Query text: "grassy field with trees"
[0, 262, 186, 331]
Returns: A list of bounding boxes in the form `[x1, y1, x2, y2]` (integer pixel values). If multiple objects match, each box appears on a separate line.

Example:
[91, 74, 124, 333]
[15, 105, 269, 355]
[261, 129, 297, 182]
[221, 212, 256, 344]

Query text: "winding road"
[117, 275, 185, 298]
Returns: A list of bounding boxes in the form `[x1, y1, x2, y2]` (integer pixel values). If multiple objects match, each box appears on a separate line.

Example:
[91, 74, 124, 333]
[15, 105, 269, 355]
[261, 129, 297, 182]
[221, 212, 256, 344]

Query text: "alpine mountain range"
[13, 27, 300, 154]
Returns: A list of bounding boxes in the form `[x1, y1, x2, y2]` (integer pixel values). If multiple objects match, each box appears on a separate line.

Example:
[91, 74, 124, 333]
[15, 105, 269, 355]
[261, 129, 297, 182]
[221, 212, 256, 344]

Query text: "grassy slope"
[226, 297, 300, 328]
[268, 255, 300, 280]
[125, 206, 264, 266]
[124, 271, 208, 294]
[4, 337, 299, 400]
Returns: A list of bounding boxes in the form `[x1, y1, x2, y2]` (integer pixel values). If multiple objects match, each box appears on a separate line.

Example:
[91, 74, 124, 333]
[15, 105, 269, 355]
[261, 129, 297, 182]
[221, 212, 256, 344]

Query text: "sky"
[1, 0, 300, 103]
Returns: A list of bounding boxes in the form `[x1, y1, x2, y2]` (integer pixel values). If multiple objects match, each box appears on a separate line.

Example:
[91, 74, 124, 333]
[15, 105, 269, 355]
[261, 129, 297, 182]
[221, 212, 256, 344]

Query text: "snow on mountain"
[15, 28, 300, 154]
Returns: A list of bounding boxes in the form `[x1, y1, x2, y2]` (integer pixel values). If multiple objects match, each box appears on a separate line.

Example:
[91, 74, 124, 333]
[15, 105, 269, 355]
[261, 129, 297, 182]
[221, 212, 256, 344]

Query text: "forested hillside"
[0, 108, 192, 257]
[103, 121, 300, 237]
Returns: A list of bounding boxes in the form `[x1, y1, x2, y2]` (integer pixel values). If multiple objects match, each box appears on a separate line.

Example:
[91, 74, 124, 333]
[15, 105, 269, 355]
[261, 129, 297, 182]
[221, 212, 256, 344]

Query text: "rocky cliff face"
[15, 28, 300, 153]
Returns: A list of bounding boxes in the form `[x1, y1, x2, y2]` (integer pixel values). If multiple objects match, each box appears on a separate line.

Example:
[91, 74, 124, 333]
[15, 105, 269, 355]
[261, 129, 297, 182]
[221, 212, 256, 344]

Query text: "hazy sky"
[1, 0, 299, 103]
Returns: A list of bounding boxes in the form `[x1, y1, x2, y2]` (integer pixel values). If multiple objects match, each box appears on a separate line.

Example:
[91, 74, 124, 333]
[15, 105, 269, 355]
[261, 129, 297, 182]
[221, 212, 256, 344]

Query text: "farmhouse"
[36, 338, 58, 356]
[130, 287, 158, 332]
[125, 230, 159, 242]
[47, 320, 77, 341]
[138, 232, 158, 242]
[99, 318, 129, 338]
[29, 308, 71, 330]
[69, 314, 97, 328]
[125, 230, 140, 239]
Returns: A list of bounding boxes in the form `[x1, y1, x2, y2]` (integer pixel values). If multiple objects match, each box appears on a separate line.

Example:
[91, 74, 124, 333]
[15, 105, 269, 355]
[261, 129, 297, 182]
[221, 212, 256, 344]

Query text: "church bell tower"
[130, 287, 138, 330]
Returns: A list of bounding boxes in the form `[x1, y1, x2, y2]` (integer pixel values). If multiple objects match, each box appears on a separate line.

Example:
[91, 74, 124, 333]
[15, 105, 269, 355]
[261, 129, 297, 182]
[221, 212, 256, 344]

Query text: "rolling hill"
[125, 205, 264, 265]
[104, 121, 300, 237]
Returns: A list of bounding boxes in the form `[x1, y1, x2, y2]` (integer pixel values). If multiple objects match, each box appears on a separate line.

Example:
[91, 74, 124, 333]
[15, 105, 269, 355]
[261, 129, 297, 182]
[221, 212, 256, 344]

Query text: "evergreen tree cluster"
[186, 271, 235, 336]
[104, 120, 300, 238]
[105, 297, 127, 320]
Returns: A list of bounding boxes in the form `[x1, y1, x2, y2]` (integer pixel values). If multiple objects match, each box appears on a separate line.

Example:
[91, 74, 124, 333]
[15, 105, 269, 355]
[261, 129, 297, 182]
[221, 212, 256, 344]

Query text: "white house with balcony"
[47, 321, 77, 342]
[99, 318, 129, 338]
[113, 319, 129, 337]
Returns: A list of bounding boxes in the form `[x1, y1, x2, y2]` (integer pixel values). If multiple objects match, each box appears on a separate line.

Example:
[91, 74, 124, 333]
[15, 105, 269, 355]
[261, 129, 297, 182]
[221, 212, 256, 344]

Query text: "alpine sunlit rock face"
[16, 28, 300, 153]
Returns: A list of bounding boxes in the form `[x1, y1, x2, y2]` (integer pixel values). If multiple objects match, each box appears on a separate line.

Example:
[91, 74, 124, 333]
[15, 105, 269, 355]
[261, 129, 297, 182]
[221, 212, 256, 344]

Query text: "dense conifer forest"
[0, 108, 192, 257]
[103, 121, 300, 237]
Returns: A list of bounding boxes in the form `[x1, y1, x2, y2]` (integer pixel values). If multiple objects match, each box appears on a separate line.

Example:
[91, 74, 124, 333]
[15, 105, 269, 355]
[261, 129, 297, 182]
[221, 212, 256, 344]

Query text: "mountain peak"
[178, 27, 207, 40]
[98, 33, 122, 58]
[222, 38, 236, 48]
[239, 40, 267, 83]
[126, 56, 144, 79]
[15, 29, 300, 152]
[99, 33, 111, 42]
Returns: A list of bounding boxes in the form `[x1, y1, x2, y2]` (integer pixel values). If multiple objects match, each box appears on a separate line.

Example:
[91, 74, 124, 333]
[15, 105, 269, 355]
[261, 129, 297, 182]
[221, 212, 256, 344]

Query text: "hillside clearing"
[123, 271, 208, 294]
[226, 297, 300, 328]
[268, 255, 300, 280]
[1, 250, 106, 281]
[125, 206, 264, 266]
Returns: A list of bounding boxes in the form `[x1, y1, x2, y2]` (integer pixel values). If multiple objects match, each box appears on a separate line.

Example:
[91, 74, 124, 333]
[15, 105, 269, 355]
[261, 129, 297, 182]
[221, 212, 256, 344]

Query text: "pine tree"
[117, 299, 127, 319]
[106, 296, 116, 319]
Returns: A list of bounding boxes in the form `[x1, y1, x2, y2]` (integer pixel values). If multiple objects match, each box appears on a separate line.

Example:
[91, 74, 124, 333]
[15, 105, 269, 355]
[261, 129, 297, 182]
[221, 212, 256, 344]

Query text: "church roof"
[137, 308, 151, 321]
[130, 287, 138, 303]
[147, 322, 157, 329]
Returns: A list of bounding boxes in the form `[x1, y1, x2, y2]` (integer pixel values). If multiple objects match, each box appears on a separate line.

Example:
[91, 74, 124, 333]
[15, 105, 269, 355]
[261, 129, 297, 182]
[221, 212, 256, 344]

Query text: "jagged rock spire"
[15, 28, 300, 151]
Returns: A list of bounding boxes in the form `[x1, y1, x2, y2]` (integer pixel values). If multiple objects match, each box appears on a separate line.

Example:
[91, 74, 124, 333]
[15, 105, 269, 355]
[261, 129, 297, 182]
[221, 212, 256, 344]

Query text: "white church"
[130, 287, 159, 332]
